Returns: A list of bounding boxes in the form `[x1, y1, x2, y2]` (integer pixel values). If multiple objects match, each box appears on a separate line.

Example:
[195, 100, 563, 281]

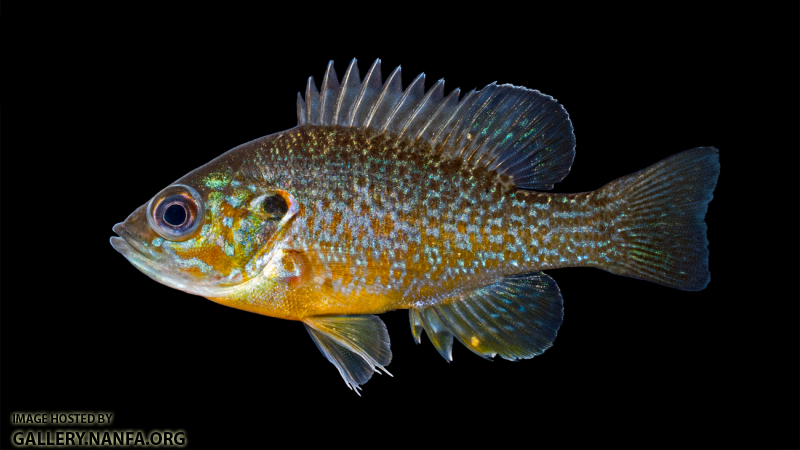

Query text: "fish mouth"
[110, 222, 200, 295]
[110, 222, 147, 261]
[110, 223, 243, 297]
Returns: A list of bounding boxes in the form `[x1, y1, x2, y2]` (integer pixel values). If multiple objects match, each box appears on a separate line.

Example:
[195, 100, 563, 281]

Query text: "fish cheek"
[200, 245, 236, 275]
[164, 240, 234, 279]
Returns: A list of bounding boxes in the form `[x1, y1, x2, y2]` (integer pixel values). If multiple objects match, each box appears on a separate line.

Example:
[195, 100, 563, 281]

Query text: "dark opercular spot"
[264, 194, 288, 218]
[164, 204, 187, 226]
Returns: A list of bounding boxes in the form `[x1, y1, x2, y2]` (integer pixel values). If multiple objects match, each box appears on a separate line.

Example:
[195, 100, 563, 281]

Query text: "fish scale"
[209, 125, 634, 317]
[111, 59, 719, 393]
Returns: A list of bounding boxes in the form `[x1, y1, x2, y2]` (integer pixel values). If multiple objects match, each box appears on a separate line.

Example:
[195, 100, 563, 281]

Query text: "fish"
[110, 58, 720, 394]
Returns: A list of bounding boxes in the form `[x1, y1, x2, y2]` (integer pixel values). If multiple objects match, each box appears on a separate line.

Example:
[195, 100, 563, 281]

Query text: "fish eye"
[263, 193, 289, 219]
[147, 184, 205, 241]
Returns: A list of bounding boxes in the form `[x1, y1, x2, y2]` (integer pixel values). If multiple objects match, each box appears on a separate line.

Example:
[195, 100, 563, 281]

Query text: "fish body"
[204, 126, 647, 317]
[111, 59, 719, 393]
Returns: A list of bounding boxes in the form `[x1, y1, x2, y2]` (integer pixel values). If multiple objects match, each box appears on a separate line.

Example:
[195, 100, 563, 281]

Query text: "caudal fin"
[600, 147, 720, 291]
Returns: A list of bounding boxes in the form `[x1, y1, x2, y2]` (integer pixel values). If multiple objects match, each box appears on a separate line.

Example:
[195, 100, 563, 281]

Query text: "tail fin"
[600, 147, 720, 291]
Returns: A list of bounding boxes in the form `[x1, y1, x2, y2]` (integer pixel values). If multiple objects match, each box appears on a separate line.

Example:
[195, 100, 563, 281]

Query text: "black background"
[2, 4, 798, 449]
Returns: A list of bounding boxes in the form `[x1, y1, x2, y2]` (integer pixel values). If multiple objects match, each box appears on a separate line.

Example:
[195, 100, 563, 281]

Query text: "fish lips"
[110, 222, 146, 262]
[110, 222, 202, 295]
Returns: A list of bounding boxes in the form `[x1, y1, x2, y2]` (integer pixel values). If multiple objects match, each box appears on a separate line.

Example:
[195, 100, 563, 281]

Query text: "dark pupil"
[264, 194, 288, 218]
[164, 204, 187, 227]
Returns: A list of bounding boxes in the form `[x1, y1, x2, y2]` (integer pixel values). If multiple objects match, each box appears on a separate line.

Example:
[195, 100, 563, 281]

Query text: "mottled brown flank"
[215, 125, 621, 319]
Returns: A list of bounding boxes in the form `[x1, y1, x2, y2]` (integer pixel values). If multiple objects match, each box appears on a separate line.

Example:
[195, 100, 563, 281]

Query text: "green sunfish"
[111, 59, 720, 394]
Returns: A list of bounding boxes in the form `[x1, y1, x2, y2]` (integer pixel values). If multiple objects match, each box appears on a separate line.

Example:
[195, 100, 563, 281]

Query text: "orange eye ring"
[147, 184, 205, 242]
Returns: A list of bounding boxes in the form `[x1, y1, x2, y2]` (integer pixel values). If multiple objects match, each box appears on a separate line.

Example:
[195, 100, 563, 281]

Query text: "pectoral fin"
[411, 272, 564, 361]
[303, 315, 392, 395]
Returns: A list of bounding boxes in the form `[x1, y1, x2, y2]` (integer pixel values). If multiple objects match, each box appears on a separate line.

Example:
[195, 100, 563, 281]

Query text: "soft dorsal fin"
[410, 272, 564, 361]
[296, 59, 576, 190]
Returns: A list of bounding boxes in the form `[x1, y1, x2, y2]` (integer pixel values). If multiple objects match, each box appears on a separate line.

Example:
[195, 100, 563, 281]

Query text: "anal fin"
[303, 315, 392, 395]
[411, 307, 455, 361]
[410, 272, 564, 361]
[418, 308, 455, 361]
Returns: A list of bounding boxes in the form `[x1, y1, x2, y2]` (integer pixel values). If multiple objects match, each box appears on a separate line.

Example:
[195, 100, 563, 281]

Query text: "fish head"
[111, 168, 299, 297]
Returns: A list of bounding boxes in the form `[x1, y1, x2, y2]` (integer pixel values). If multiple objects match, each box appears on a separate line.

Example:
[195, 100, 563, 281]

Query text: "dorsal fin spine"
[333, 59, 359, 126]
[381, 72, 424, 132]
[414, 86, 460, 142]
[319, 61, 341, 126]
[305, 76, 319, 124]
[364, 65, 401, 129]
[387, 72, 428, 135]
[296, 92, 306, 126]
[399, 77, 443, 138]
[318, 61, 333, 124]
[430, 88, 474, 146]
[348, 59, 381, 127]
[435, 89, 479, 158]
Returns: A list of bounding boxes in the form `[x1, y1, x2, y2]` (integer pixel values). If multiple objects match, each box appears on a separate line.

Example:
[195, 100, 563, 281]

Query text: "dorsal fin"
[296, 59, 576, 190]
